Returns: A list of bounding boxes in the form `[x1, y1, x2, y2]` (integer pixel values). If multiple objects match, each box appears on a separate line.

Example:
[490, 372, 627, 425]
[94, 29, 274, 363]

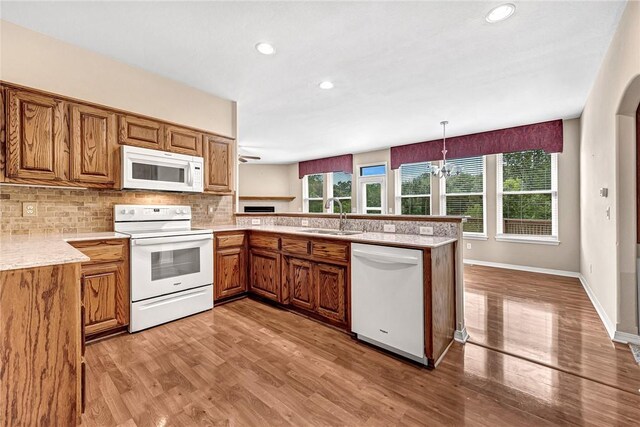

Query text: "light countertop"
[209, 224, 457, 249]
[0, 232, 128, 272]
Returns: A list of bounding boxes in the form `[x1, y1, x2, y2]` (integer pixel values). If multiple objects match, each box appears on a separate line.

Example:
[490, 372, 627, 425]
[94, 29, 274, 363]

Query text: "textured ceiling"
[0, 1, 626, 163]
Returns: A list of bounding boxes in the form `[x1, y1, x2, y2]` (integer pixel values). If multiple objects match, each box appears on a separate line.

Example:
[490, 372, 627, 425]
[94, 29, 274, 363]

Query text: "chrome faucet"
[325, 197, 346, 231]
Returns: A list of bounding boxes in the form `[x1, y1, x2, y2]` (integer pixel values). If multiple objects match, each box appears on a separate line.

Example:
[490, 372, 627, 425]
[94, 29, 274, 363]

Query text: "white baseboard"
[613, 331, 640, 345]
[464, 259, 580, 278]
[578, 274, 616, 339]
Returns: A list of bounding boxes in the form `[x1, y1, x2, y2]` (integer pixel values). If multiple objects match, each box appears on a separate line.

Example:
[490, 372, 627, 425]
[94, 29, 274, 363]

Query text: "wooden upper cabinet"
[118, 114, 164, 150]
[204, 134, 233, 193]
[6, 88, 68, 181]
[314, 263, 347, 324]
[165, 125, 202, 156]
[70, 104, 117, 185]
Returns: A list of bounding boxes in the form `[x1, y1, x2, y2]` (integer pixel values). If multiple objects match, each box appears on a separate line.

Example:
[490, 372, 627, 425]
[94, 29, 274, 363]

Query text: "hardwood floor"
[82, 278, 640, 426]
[464, 265, 640, 394]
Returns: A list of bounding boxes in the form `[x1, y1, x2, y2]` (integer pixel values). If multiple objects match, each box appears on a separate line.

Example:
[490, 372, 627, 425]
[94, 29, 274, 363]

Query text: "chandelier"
[431, 120, 463, 179]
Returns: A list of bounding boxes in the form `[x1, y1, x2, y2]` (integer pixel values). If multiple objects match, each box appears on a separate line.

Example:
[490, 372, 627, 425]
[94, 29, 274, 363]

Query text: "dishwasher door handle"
[352, 249, 420, 265]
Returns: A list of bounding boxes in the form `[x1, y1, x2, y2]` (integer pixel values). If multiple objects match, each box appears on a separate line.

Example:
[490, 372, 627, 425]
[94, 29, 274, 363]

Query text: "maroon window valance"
[390, 119, 563, 169]
[298, 154, 353, 179]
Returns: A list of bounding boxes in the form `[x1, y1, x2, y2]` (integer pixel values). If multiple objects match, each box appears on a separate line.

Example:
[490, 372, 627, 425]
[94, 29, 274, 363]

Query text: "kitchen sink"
[298, 228, 363, 236]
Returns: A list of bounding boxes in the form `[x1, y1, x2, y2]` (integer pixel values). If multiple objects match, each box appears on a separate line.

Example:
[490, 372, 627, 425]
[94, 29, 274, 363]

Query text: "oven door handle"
[133, 234, 213, 246]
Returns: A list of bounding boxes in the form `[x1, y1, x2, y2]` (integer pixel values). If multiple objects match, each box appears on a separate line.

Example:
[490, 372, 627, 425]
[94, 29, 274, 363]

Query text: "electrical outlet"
[251, 219, 261, 225]
[383, 224, 396, 233]
[22, 202, 37, 217]
[208, 205, 215, 214]
[301, 219, 309, 226]
[589, 264, 593, 274]
[466, 243, 472, 250]
[420, 226, 434, 235]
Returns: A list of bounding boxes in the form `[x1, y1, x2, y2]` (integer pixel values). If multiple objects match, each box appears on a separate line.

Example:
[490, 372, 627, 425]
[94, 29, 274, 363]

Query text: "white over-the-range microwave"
[121, 145, 204, 193]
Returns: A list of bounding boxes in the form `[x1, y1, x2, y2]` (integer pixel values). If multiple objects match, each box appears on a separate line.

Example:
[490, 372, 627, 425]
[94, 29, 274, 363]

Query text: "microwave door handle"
[187, 161, 195, 186]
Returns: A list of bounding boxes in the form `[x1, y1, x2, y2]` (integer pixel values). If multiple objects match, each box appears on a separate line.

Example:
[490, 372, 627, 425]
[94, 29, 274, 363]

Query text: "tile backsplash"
[0, 185, 234, 235]
[236, 215, 461, 237]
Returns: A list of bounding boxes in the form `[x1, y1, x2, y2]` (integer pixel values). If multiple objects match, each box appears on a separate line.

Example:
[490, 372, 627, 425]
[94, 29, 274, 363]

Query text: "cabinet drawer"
[71, 239, 127, 264]
[281, 237, 310, 256]
[216, 233, 246, 249]
[312, 241, 349, 262]
[250, 233, 280, 251]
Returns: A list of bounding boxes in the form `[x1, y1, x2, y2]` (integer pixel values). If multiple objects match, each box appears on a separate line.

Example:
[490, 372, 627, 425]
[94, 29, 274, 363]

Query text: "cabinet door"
[118, 114, 164, 150]
[215, 246, 247, 300]
[287, 257, 315, 311]
[204, 134, 232, 193]
[314, 263, 347, 323]
[165, 125, 202, 156]
[6, 89, 68, 181]
[70, 104, 117, 184]
[82, 262, 128, 336]
[249, 249, 281, 302]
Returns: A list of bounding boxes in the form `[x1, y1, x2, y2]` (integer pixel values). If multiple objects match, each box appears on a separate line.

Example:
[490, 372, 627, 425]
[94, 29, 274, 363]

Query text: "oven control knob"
[128, 209, 135, 215]
[119, 209, 126, 214]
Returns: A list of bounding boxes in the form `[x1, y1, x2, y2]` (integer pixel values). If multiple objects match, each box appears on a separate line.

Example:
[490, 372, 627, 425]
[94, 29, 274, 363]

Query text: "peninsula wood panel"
[214, 246, 247, 300]
[314, 262, 347, 324]
[287, 257, 315, 311]
[0, 262, 81, 426]
[204, 134, 233, 193]
[249, 248, 281, 302]
[6, 88, 68, 181]
[70, 104, 117, 185]
[118, 114, 164, 150]
[165, 125, 202, 156]
[424, 243, 456, 364]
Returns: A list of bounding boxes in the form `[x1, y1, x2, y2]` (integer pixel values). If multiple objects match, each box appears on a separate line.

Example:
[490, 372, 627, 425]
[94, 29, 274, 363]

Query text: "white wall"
[579, 1, 640, 335]
[0, 20, 236, 138]
[238, 163, 300, 212]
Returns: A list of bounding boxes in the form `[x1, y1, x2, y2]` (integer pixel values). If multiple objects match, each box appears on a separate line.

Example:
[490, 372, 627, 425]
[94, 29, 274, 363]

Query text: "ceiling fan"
[238, 154, 261, 163]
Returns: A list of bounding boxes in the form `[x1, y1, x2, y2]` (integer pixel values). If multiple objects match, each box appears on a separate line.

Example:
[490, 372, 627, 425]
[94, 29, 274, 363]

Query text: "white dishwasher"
[351, 243, 425, 363]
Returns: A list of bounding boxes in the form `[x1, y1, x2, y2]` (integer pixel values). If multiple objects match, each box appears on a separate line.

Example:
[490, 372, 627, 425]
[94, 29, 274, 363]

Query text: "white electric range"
[114, 204, 213, 332]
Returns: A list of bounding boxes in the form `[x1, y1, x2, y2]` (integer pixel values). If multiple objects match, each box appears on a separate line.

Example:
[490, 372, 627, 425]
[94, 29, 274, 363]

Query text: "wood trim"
[1, 81, 234, 140]
[637, 101, 639, 244]
[423, 248, 433, 361]
[235, 212, 464, 223]
[239, 196, 296, 201]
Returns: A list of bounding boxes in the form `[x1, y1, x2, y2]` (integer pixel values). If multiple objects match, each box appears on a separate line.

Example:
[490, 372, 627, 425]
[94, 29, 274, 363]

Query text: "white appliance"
[114, 204, 213, 332]
[351, 243, 425, 363]
[121, 145, 204, 193]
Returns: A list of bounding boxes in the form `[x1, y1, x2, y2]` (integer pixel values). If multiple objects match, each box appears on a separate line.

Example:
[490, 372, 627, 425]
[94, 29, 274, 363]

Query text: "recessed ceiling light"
[319, 81, 334, 90]
[486, 3, 516, 23]
[255, 42, 275, 55]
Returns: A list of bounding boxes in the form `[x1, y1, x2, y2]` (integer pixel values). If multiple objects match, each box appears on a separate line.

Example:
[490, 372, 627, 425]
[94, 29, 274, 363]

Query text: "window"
[396, 162, 432, 215]
[357, 163, 387, 214]
[303, 173, 324, 213]
[440, 156, 486, 235]
[497, 150, 558, 241]
[328, 172, 352, 213]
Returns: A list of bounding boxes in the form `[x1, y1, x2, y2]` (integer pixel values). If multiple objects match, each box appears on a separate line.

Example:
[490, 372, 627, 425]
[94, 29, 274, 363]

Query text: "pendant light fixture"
[431, 120, 463, 179]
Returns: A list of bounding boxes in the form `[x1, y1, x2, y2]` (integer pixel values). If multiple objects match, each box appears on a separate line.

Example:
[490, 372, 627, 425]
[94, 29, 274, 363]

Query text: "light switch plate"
[383, 224, 396, 233]
[251, 219, 261, 225]
[301, 219, 309, 226]
[466, 243, 472, 249]
[208, 205, 215, 214]
[22, 202, 37, 217]
[420, 226, 434, 235]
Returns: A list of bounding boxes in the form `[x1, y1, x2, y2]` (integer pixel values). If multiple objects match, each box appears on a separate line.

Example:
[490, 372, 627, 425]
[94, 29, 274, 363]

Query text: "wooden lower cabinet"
[215, 246, 247, 300]
[70, 239, 129, 340]
[287, 257, 315, 311]
[249, 249, 281, 302]
[314, 263, 347, 323]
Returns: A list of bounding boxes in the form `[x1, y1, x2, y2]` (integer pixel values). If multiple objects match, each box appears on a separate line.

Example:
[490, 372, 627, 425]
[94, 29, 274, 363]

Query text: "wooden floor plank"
[82, 267, 640, 426]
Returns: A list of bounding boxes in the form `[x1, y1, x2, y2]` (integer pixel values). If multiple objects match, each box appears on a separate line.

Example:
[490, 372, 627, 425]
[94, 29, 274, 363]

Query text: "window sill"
[463, 233, 488, 241]
[495, 235, 560, 245]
